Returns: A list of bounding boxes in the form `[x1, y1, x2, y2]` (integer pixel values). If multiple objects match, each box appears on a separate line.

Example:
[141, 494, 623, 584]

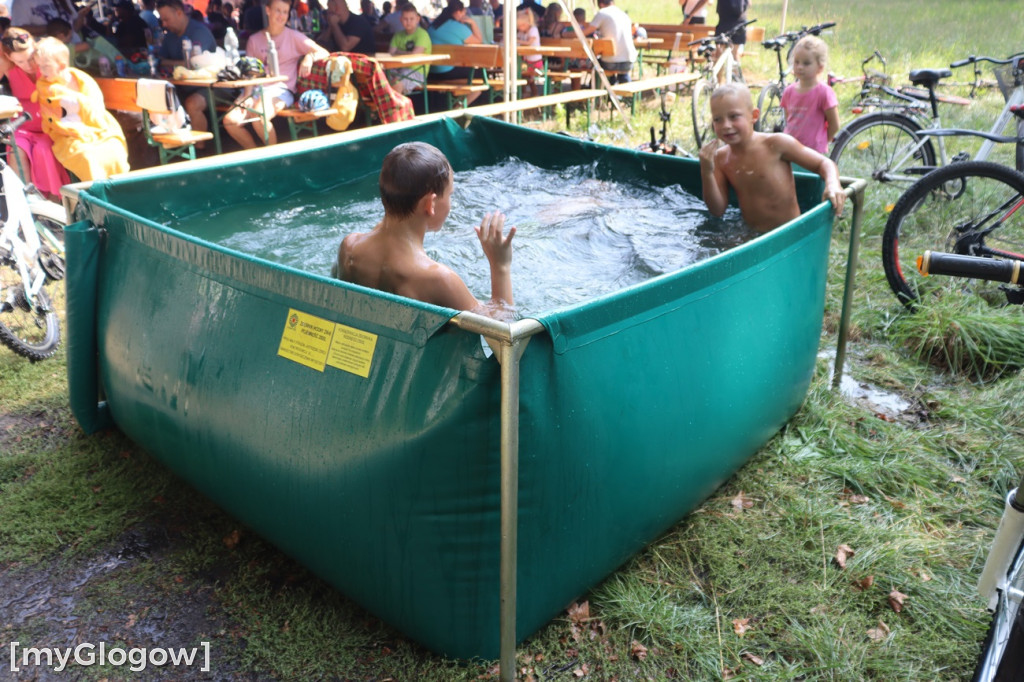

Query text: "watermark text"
[8, 640, 210, 673]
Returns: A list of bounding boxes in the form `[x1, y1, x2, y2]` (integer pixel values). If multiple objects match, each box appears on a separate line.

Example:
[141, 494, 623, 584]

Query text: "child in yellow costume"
[32, 37, 129, 181]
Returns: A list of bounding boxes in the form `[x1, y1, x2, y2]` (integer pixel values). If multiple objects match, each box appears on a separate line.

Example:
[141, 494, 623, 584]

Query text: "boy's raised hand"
[698, 138, 722, 173]
[476, 211, 515, 268]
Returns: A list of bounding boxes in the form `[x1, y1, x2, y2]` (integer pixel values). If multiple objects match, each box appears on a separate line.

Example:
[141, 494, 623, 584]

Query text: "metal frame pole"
[449, 313, 546, 682]
[833, 177, 868, 390]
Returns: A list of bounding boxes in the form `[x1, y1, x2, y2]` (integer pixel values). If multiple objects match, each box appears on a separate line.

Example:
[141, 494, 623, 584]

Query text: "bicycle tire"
[755, 82, 785, 133]
[882, 161, 1024, 307]
[972, 537, 1024, 682]
[0, 208, 65, 361]
[691, 78, 715, 148]
[1016, 118, 1024, 173]
[830, 111, 937, 210]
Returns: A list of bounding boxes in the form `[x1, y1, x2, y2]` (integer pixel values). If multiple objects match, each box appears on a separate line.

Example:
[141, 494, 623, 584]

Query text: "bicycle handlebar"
[0, 112, 32, 140]
[918, 251, 1023, 286]
[951, 53, 1024, 69]
[762, 21, 836, 50]
[688, 18, 756, 47]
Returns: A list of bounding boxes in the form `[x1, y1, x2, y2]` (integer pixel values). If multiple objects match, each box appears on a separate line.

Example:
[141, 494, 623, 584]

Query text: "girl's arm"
[824, 105, 840, 142]
[462, 16, 482, 44]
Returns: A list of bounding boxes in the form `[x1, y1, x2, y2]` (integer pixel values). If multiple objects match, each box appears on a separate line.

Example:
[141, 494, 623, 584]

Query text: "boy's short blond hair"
[710, 82, 753, 107]
[35, 35, 69, 68]
[791, 35, 828, 68]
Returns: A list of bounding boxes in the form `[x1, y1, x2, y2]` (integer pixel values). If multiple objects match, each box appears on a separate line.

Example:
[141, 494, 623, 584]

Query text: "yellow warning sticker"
[327, 323, 378, 378]
[278, 309, 335, 372]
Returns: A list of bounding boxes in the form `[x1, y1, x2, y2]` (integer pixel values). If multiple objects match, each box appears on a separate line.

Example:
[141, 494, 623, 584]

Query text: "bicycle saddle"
[908, 68, 952, 87]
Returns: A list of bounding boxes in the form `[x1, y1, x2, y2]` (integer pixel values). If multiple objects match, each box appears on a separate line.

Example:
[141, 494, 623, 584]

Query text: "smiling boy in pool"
[334, 142, 516, 317]
[698, 83, 844, 232]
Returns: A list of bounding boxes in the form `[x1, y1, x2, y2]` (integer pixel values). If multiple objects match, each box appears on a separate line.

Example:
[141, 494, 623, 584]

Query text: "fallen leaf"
[867, 620, 890, 642]
[848, 494, 870, 504]
[834, 544, 855, 569]
[722, 667, 737, 680]
[852, 575, 874, 591]
[567, 601, 589, 624]
[630, 640, 648, 661]
[125, 613, 137, 628]
[731, 491, 754, 511]
[951, 475, 966, 484]
[732, 618, 750, 637]
[810, 604, 828, 615]
[223, 529, 242, 550]
[887, 590, 908, 613]
[742, 652, 764, 666]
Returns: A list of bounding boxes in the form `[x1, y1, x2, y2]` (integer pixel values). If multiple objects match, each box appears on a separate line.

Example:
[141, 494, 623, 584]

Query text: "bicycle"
[754, 21, 836, 134]
[830, 52, 1024, 211]
[973, 470, 1024, 682]
[689, 19, 757, 148]
[0, 113, 68, 361]
[881, 159, 1024, 307]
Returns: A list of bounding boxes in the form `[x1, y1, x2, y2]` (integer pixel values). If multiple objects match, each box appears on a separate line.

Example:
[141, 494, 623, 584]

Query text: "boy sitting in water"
[334, 142, 516, 317]
[698, 82, 845, 233]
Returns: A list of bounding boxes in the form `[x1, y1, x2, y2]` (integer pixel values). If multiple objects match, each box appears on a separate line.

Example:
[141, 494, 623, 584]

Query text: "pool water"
[172, 158, 754, 315]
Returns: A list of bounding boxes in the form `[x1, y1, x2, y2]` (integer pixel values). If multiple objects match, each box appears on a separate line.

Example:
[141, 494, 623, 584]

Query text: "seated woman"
[32, 36, 129, 181]
[225, 0, 327, 148]
[426, 0, 484, 107]
[0, 27, 69, 200]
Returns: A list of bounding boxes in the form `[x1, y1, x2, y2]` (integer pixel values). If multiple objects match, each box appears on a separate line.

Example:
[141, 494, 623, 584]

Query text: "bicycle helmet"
[237, 57, 266, 78]
[298, 89, 329, 112]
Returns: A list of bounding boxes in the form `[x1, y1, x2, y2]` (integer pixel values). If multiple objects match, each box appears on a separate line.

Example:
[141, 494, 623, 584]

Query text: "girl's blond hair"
[517, 7, 535, 27]
[791, 35, 828, 69]
[35, 35, 69, 69]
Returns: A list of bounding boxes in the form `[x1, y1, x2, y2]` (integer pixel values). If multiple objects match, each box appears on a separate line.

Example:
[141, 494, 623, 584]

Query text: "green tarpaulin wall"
[66, 116, 833, 658]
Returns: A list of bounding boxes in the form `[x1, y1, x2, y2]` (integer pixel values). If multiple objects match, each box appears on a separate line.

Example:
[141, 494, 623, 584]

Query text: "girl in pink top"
[223, 0, 327, 149]
[0, 27, 70, 201]
[780, 35, 840, 155]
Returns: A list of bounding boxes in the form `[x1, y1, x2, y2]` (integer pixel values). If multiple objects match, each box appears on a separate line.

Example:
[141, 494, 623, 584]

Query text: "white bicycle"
[0, 113, 68, 361]
[690, 19, 756, 148]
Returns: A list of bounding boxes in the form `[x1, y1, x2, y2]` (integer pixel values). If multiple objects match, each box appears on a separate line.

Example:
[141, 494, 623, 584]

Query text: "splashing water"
[171, 158, 755, 315]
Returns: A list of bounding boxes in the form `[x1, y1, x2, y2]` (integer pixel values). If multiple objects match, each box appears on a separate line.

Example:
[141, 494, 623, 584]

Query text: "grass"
[3, 1, 1024, 680]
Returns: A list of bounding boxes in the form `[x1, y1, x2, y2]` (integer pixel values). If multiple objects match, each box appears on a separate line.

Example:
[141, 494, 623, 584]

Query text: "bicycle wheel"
[691, 78, 715, 148]
[755, 82, 785, 133]
[830, 112, 937, 210]
[0, 212, 64, 361]
[882, 161, 1024, 307]
[972, 513, 1024, 682]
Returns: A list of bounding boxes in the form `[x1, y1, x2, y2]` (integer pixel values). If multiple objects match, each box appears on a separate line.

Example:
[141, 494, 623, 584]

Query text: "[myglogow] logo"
[8, 640, 211, 674]
[288, 312, 299, 328]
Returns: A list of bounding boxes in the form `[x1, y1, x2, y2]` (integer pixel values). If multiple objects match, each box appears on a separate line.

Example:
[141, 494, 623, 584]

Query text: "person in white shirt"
[581, 0, 636, 84]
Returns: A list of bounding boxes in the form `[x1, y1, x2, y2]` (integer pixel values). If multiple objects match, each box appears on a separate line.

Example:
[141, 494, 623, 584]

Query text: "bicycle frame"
[875, 62, 1024, 183]
[0, 162, 50, 309]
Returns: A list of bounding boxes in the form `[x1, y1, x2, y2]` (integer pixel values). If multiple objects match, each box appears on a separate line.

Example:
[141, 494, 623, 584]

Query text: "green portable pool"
[64, 115, 834, 660]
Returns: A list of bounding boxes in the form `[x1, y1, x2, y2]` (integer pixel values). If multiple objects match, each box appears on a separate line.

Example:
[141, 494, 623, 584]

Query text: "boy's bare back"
[337, 224, 474, 309]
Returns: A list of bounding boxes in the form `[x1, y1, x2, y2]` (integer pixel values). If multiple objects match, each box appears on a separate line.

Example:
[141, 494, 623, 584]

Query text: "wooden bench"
[608, 71, 700, 113]
[426, 43, 501, 110]
[96, 77, 213, 164]
[539, 37, 614, 90]
[276, 106, 336, 139]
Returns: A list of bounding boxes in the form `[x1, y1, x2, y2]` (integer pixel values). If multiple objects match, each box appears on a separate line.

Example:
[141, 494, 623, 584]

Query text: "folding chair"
[135, 79, 214, 164]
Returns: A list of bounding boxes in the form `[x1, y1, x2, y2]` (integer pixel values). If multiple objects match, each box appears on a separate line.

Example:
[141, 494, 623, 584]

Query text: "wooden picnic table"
[372, 52, 451, 70]
[169, 74, 287, 154]
[517, 45, 570, 96]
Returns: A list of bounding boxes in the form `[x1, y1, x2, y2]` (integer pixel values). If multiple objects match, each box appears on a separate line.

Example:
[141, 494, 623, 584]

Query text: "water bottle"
[147, 45, 158, 76]
[114, 55, 126, 77]
[224, 27, 239, 64]
[181, 37, 192, 67]
[265, 32, 279, 77]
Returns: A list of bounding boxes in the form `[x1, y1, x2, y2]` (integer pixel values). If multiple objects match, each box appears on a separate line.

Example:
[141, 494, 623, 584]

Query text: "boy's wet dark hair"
[379, 142, 452, 218]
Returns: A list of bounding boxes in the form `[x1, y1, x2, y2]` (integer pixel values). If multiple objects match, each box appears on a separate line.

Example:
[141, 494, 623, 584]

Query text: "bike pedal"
[952, 152, 971, 164]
